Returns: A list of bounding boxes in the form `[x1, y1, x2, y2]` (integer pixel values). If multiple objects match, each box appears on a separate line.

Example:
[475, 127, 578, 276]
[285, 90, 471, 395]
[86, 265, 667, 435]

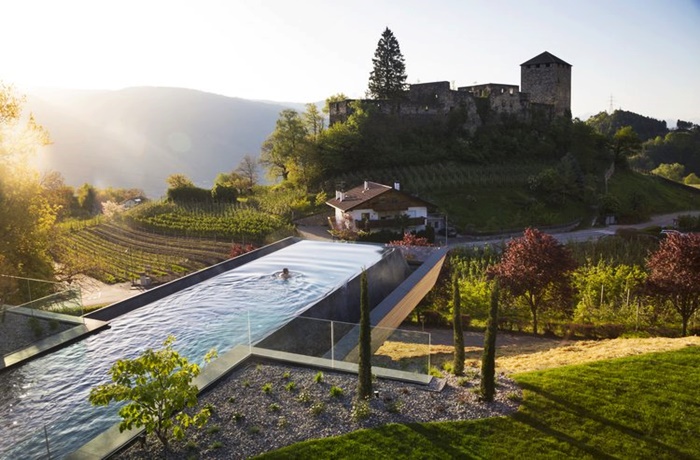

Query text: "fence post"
[331, 321, 335, 368]
[44, 425, 51, 459]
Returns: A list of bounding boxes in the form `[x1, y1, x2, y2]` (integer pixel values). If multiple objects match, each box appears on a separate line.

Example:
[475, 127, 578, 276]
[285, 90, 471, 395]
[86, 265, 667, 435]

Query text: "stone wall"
[521, 62, 571, 116]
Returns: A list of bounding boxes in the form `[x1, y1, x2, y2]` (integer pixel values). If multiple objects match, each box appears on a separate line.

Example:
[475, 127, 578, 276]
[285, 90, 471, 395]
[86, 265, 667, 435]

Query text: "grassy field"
[257, 345, 700, 459]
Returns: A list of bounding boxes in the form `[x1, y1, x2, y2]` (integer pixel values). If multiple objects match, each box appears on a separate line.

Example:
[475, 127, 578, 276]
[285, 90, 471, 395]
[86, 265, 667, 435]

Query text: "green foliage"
[167, 185, 213, 204]
[284, 381, 296, 392]
[684, 172, 700, 185]
[651, 163, 685, 182]
[350, 398, 371, 422]
[480, 283, 499, 401]
[88, 336, 217, 451]
[310, 402, 326, 416]
[367, 27, 407, 99]
[125, 200, 290, 242]
[587, 109, 668, 141]
[0, 84, 56, 299]
[571, 260, 647, 326]
[451, 273, 465, 376]
[357, 270, 373, 399]
[261, 383, 273, 394]
[313, 371, 324, 384]
[329, 386, 344, 398]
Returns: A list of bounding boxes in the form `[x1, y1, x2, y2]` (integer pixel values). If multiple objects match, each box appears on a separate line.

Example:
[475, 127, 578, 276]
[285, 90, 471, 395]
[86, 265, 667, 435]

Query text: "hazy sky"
[4, 0, 700, 123]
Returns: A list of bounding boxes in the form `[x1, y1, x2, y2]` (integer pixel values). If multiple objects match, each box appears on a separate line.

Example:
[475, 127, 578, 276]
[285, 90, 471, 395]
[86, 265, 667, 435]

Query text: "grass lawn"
[257, 346, 700, 459]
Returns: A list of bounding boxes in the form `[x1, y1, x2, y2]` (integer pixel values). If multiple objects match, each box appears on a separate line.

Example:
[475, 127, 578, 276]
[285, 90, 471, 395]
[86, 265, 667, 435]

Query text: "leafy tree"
[651, 163, 685, 182]
[452, 272, 465, 376]
[166, 173, 195, 189]
[303, 103, 325, 140]
[357, 270, 372, 399]
[89, 336, 217, 451]
[612, 126, 642, 165]
[260, 109, 308, 182]
[235, 154, 259, 189]
[76, 183, 98, 214]
[480, 282, 499, 401]
[488, 228, 577, 334]
[0, 82, 55, 299]
[684, 173, 700, 185]
[646, 232, 700, 336]
[367, 27, 407, 99]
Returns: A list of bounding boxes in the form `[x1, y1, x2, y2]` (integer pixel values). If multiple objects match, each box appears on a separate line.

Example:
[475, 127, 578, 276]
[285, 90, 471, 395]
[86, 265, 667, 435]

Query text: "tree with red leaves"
[487, 228, 577, 335]
[646, 232, 700, 336]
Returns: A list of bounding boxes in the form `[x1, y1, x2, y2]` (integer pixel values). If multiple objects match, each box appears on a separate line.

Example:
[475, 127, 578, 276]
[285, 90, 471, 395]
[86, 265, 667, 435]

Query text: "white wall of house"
[335, 206, 428, 232]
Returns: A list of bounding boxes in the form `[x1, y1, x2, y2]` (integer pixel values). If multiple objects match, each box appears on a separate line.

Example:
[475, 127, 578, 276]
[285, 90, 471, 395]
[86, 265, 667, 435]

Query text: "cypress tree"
[357, 270, 372, 399]
[367, 27, 407, 100]
[452, 272, 465, 376]
[481, 282, 499, 401]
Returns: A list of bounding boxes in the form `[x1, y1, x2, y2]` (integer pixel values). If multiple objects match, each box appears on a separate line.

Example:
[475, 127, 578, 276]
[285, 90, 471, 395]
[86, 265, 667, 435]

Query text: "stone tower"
[520, 51, 571, 117]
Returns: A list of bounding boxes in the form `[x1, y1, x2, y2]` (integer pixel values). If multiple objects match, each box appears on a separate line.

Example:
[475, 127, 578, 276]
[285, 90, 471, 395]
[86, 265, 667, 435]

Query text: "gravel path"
[0, 310, 74, 356]
[116, 360, 520, 459]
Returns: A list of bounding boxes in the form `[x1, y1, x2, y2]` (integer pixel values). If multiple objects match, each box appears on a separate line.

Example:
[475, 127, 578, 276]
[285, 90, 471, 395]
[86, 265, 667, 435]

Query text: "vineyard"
[54, 221, 236, 284]
[334, 161, 547, 193]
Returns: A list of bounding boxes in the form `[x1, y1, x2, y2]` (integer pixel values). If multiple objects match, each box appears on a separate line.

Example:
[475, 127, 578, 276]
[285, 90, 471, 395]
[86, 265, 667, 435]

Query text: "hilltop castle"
[329, 51, 571, 130]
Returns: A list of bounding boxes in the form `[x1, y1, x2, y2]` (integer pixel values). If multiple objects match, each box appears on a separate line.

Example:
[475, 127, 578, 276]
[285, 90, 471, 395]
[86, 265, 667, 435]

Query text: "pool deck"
[66, 345, 433, 460]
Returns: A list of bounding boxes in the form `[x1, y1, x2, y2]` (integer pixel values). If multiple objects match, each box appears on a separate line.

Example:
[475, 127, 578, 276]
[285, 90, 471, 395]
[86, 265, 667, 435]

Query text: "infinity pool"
[0, 240, 389, 459]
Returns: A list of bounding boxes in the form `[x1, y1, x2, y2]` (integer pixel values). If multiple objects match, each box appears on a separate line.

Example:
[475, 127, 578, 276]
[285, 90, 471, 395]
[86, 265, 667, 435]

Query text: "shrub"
[314, 371, 324, 384]
[310, 402, 325, 416]
[330, 386, 344, 398]
[351, 398, 371, 421]
[285, 381, 296, 392]
[261, 383, 273, 394]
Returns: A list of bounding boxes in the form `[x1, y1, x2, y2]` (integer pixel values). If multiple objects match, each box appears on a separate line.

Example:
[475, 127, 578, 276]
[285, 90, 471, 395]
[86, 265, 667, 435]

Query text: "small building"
[326, 181, 434, 234]
[120, 196, 146, 209]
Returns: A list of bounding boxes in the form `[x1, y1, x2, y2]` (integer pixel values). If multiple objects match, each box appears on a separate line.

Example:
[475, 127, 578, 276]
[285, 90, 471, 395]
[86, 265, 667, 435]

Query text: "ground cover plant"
[258, 346, 700, 459]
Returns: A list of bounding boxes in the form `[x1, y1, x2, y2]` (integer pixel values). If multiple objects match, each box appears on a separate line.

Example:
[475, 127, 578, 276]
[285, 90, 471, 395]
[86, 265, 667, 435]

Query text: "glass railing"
[1, 315, 431, 459]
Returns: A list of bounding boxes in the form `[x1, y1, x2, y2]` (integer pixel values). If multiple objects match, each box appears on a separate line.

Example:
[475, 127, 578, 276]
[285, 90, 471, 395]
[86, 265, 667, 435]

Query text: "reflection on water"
[0, 241, 387, 459]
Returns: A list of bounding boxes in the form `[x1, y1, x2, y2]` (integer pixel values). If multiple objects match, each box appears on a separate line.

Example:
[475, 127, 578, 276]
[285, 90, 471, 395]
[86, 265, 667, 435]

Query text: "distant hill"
[26, 87, 300, 198]
[586, 109, 669, 141]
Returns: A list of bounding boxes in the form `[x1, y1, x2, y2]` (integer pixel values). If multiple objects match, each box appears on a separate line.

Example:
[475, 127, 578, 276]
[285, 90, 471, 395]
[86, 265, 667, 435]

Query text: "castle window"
[536, 64, 540, 68]
[509, 88, 514, 94]
[435, 94, 438, 99]
[546, 63, 550, 67]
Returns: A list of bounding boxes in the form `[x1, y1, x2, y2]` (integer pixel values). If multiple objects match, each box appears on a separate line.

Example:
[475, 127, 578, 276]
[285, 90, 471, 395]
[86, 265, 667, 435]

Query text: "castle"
[329, 51, 571, 130]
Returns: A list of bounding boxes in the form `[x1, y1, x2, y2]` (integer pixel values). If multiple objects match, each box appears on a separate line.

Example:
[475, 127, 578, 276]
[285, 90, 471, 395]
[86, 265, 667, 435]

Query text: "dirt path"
[74, 274, 142, 307]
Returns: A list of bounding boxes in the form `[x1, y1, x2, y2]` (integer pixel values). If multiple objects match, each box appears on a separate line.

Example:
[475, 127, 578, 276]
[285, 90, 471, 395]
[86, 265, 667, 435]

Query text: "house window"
[361, 212, 370, 221]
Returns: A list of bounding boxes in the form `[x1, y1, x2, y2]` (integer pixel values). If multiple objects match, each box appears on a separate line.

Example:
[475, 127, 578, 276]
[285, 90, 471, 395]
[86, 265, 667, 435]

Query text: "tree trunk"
[357, 270, 372, 399]
[452, 273, 465, 376]
[481, 283, 499, 402]
[682, 314, 689, 337]
[529, 295, 538, 335]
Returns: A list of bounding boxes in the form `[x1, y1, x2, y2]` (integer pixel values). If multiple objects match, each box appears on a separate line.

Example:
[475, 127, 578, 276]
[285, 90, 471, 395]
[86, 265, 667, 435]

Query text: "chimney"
[364, 180, 369, 191]
[394, 181, 400, 191]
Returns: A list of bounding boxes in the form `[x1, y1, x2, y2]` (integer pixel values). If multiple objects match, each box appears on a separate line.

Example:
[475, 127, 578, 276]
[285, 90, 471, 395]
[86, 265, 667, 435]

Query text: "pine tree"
[452, 272, 465, 376]
[367, 27, 407, 100]
[481, 283, 499, 401]
[357, 270, 373, 399]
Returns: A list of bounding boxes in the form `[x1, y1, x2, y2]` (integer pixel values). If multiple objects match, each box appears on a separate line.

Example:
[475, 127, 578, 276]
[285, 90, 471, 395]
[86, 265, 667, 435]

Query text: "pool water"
[0, 241, 388, 459]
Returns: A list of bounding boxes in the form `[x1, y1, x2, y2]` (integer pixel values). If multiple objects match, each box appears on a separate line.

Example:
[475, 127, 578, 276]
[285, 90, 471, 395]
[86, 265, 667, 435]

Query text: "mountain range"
[26, 87, 305, 198]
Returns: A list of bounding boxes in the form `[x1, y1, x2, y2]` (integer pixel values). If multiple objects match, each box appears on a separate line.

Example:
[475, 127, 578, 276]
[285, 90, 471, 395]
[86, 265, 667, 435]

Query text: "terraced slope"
[54, 222, 234, 284]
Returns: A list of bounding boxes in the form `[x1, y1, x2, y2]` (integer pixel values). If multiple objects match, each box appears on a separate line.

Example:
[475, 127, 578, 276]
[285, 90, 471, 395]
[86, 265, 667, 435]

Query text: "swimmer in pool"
[280, 268, 291, 279]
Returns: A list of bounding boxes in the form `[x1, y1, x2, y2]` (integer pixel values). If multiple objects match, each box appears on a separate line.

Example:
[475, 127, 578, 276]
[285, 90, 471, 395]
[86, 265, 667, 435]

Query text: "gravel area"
[116, 360, 521, 459]
[0, 310, 74, 356]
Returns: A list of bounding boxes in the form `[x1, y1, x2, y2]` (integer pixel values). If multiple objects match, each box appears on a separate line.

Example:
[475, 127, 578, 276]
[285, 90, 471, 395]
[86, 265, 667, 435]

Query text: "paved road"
[438, 210, 700, 249]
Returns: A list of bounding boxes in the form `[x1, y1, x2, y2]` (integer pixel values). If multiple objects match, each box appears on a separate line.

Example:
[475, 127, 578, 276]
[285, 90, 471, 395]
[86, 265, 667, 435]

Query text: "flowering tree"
[488, 228, 577, 334]
[646, 232, 700, 336]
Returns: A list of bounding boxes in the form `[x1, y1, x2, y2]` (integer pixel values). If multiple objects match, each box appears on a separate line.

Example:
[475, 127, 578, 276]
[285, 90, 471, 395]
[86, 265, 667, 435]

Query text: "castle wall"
[328, 52, 570, 128]
[521, 62, 571, 116]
